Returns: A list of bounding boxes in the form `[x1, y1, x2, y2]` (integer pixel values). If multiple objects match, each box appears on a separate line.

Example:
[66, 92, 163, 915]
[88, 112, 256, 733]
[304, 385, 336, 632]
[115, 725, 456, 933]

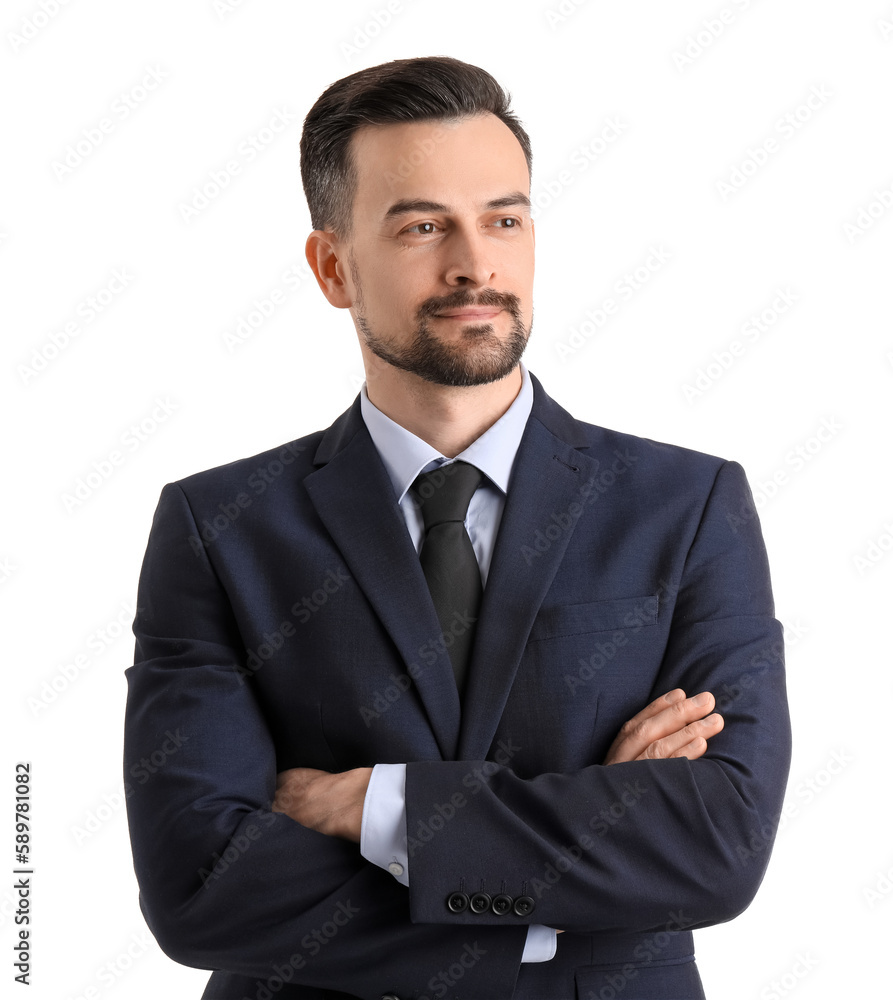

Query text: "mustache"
[418, 287, 522, 319]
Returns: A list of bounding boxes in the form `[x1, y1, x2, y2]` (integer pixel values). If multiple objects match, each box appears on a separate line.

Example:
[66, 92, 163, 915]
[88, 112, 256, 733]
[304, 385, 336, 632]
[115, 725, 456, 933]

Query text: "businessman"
[124, 57, 791, 1000]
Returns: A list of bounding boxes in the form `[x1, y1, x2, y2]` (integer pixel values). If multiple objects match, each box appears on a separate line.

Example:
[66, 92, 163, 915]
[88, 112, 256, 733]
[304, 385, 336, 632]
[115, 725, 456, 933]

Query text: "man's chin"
[360, 315, 529, 387]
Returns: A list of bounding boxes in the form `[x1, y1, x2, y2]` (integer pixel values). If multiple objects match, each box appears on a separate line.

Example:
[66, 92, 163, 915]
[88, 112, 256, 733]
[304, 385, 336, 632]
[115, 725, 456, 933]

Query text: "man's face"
[338, 113, 535, 387]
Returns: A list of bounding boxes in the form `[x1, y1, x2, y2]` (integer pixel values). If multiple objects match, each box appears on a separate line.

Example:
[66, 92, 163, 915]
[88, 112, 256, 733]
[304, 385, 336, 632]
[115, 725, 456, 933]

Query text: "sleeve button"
[513, 895, 535, 916]
[491, 893, 513, 915]
[469, 892, 491, 914]
[446, 891, 469, 913]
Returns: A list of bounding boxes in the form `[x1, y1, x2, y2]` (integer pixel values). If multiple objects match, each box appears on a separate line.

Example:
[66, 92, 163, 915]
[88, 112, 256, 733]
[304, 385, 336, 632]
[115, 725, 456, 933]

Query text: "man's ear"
[305, 230, 352, 309]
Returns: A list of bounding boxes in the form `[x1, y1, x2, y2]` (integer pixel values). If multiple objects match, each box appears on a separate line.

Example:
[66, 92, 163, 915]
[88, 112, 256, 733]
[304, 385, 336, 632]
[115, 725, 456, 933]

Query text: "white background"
[3, 0, 892, 997]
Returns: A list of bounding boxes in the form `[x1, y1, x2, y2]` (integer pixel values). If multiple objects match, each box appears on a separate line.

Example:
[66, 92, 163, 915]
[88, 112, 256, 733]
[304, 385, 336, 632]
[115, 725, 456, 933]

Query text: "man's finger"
[620, 689, 687, 731]
[640, 714, 724, 761]
[604, 691, 719, 765]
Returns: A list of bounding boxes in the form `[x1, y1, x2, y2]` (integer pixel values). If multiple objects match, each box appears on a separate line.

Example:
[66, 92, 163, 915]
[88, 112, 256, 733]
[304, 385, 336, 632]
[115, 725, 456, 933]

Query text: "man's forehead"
[349, 114, 530, 212]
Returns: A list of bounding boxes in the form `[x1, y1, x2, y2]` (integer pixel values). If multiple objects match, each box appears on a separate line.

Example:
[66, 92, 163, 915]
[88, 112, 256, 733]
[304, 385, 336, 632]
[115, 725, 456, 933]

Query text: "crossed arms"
[271, 687, 726, 843]
[123, 458, 791, 998]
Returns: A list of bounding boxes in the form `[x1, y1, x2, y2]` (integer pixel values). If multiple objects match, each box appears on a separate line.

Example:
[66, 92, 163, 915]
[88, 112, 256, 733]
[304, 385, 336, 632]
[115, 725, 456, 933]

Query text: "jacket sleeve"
[404, 460, 792, 934]
[124, 482, 526, 999]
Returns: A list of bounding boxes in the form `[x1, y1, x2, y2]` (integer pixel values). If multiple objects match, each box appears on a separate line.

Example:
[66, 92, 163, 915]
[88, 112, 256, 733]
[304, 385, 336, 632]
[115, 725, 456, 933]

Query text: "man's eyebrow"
[382, 192, 531, 221]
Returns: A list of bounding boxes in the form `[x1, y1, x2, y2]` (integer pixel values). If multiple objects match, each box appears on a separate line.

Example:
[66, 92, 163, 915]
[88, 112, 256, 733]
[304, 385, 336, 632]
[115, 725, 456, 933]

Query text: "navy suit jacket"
[124, 374, 791, 1000]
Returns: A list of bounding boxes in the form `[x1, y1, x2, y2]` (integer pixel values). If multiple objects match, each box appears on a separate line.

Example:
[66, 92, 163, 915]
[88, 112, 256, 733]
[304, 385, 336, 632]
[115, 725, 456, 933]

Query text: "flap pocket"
[575, 957, 704, 999]
[529, 594, 658, 641]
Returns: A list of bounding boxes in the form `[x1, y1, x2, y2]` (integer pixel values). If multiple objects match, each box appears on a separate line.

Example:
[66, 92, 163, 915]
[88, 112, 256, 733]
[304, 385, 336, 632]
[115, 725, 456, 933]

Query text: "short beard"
[353, 271, 532, 388]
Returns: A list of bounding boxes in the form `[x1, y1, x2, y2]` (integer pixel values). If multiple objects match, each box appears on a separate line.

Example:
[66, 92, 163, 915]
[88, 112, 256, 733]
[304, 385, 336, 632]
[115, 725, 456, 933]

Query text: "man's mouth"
[434, 307, 503, 321]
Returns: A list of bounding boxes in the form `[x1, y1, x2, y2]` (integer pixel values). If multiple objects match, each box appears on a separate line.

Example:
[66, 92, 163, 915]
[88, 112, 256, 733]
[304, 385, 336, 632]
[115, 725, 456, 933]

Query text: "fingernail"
[691, 693, 709, 706]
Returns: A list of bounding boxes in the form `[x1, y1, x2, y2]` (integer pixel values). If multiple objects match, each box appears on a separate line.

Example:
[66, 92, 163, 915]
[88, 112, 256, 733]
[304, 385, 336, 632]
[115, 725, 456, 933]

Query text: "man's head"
[301, 56, 532, 239]
[302, 57, 535, 389]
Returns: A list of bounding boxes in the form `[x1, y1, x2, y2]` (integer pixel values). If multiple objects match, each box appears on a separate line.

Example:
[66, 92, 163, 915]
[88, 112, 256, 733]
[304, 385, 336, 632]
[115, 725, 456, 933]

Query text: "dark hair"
[300, 56, 532, 236]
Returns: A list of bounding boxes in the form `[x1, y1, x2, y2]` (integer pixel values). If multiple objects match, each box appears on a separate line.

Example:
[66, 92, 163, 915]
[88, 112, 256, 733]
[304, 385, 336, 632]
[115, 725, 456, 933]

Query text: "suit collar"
[357, 363, 534, 502]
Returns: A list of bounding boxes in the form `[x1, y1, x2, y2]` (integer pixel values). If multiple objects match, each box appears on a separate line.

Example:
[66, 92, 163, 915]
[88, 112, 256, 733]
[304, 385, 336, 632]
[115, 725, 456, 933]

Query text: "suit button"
[446, 891, 469, 913]
[513, 895, 535, 916]
[380, 994, 401, 1000]
[491, 893, 513, 915]
[469, 892, 491, 914]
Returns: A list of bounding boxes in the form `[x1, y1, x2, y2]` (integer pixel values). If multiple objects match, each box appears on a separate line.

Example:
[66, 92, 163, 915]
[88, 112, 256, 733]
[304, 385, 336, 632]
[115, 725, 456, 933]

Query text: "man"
[124, 57, 791, 1000]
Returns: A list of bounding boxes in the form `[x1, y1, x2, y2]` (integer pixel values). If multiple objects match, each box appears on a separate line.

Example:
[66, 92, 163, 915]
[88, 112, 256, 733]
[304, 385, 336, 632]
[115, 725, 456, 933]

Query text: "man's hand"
[602, 689, 723, 766]
[272, 766, 373, 842]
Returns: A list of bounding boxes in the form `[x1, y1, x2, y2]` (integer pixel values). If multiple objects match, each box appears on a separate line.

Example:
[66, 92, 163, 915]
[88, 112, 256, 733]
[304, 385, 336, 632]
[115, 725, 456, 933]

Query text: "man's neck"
[364, 363, 523, 458]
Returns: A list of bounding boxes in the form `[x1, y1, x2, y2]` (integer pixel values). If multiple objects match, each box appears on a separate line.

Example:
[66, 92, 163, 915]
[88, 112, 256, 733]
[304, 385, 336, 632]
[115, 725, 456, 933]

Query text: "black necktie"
[411, 460, 483, 695]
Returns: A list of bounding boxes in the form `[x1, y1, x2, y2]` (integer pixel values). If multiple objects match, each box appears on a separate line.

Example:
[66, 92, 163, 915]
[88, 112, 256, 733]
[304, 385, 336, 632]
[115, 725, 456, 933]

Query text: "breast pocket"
[528, 594, 659, 642]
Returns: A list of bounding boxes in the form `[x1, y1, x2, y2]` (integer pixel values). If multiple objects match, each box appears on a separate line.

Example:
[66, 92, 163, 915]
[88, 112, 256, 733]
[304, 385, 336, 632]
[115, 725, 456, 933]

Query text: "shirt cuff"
[360, 762, 409, 886]
[521, 924, 558, 963]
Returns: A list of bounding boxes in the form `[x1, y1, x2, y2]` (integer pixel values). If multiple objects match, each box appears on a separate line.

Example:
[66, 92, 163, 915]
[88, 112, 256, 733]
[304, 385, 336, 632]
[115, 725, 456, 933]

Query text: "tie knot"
[411, 461, 482, 529]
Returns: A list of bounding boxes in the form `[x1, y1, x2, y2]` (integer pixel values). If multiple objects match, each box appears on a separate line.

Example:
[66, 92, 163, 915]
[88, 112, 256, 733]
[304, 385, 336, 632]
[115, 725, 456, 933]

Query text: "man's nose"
[443, 228, 497, 286]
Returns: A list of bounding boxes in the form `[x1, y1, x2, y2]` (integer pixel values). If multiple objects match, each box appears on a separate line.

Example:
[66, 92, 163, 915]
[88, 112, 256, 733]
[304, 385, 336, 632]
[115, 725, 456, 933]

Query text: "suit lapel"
[304, 399, 460, 759]
[458, 379, 599, 759]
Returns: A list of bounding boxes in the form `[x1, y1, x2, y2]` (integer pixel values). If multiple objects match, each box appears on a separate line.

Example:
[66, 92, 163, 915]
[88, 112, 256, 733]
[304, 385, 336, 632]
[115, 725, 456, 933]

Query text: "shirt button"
[388, 862, 404, 877]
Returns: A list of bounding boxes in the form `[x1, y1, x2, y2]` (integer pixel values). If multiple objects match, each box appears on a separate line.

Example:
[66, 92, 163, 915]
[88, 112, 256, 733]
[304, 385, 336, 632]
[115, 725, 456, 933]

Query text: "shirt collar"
[359, 363, 534, 503]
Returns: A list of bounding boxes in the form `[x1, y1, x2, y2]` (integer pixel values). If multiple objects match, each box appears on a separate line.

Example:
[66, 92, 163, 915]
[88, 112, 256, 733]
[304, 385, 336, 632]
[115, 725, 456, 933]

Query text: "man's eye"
[494, 217, 518, 228]
[406, 222, 439, 235]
